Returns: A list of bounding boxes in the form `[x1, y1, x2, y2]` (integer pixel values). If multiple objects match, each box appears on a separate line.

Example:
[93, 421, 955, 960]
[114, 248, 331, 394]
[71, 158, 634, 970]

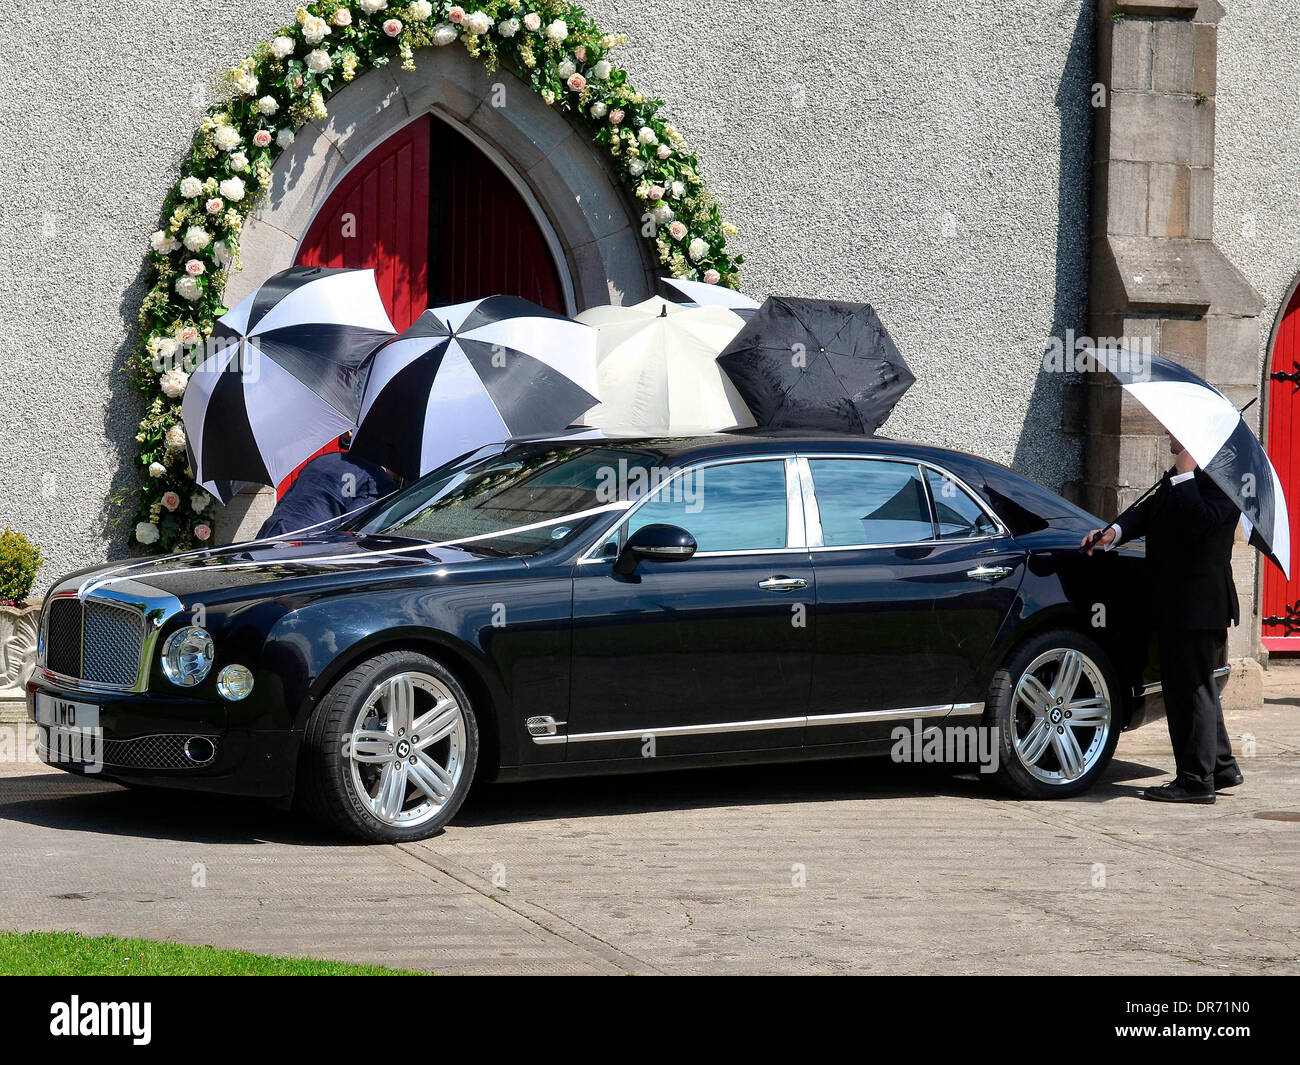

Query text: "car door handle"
[758, 576, 808, 592]
[966, 564, 1014, 582]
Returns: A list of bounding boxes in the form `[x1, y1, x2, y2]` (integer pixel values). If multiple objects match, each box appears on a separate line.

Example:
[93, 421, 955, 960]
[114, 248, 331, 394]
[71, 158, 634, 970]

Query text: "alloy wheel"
[347, 671, 466, 827]
[1010, 648, 1112, 785]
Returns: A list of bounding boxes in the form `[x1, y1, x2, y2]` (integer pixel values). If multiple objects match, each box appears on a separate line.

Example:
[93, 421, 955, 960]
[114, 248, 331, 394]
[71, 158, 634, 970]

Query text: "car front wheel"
[986, 629, 1120, 799]
[300, 650, 479, 842]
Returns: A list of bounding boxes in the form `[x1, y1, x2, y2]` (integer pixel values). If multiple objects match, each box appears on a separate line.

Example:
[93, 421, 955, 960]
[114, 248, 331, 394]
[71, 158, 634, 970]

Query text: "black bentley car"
[28, 433, 1215, 842]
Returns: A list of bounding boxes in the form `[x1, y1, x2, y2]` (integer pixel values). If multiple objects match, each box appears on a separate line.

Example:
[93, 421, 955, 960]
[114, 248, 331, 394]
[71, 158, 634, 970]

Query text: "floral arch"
[130, 0, 743, 554]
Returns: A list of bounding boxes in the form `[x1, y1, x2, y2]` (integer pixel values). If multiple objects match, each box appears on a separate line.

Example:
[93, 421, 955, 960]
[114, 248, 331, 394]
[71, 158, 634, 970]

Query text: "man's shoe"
[1141, 780, 1215, 804]
[1215, 769, 1244, 790]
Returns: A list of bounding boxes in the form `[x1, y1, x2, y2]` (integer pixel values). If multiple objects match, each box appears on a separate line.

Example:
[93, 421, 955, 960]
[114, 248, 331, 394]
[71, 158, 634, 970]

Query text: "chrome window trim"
[796, 452, 1009, 551]
[531, 701, 986, 745]
[38, 578, 185, 695]
[576, 452, 802, 564]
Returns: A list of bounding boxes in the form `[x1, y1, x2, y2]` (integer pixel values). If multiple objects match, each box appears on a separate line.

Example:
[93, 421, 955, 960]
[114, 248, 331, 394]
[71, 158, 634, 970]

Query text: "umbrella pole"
[1081, 477, 1162, 554]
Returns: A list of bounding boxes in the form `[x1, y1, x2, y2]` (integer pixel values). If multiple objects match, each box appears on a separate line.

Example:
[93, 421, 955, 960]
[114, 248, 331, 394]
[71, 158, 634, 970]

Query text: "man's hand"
[1082, 527, 1115, 555]
[1174, 448, 1197, 475]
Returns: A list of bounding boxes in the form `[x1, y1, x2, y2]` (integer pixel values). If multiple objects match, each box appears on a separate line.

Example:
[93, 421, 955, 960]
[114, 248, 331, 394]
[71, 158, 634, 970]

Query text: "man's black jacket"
[1115, 466, 1240, 630]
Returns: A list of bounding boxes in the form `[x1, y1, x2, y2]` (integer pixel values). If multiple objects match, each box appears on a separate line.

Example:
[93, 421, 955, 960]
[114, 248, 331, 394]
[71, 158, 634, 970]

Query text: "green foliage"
[0, 527, 43, 605]
[129, 0, 744, 556]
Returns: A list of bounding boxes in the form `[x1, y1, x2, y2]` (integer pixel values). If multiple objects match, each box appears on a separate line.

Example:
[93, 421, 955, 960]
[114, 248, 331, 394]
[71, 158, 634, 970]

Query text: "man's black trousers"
[1156, 628, 1239, 790]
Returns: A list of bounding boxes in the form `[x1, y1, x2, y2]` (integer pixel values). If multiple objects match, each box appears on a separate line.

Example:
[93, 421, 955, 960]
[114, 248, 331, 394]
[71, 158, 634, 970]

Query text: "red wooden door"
[1263, 285, 1300, 651]
[282, 114, 566, 496]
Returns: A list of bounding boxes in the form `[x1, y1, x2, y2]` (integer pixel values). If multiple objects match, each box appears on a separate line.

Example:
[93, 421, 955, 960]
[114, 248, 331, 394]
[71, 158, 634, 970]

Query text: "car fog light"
[162, 626, 214, 688]
[216, 664, 254, 701]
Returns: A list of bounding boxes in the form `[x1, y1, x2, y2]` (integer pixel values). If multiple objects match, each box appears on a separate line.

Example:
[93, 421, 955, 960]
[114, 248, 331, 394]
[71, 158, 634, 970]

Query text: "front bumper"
[26, 675, 299, 799]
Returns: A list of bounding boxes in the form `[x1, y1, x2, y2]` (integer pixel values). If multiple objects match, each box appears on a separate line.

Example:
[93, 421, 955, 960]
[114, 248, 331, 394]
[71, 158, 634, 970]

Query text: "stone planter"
[0, 603, 40, 701]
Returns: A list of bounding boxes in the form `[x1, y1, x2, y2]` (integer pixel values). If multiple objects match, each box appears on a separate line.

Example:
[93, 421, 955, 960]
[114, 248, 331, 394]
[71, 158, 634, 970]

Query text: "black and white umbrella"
[181, 266, 395, 502]
[662, 276, 760, 320]
[351, 296, 599, 480]
[717, 297, 914, 434]
[1094, 350, 1290, 578]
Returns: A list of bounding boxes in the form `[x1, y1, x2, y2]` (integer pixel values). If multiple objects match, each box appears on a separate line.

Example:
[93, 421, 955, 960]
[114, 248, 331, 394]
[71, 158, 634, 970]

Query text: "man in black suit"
[1083, 435, 1243, 804]
[257, 433, 397, 539]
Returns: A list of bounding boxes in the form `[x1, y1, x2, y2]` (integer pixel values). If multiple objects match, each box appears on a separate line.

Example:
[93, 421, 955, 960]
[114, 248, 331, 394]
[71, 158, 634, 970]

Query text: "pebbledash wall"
[0, 2, 1296, 668]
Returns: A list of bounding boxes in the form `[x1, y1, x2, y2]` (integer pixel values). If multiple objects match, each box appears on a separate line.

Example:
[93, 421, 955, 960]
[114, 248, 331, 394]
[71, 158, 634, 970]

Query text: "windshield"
[350, 443, 667, 557]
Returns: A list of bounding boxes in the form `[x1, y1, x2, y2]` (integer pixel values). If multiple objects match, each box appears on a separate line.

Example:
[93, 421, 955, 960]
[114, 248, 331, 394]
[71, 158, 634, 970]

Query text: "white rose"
[497, 16, 518, 36]
[159, 367, 189, 398]
[465, 11, 493, 34]
[593, 59, 612, 80]
[432, 22, 458, 45]
[557, 58, 576, 78]
[359, 0, 386, 12]
[135, 522, 161, 546]
[183, 226, 212, 253]
[305, 49, 331, 74]
[545, 18, 568, 42]
[149, 335, 179, 362]
[229, 151, 249, 172]
[688, 237, 710, 262]
[627, 158, 646, 177]
[213, 240, 233, 268]
[270, 35, 295, 58]
[651, 203, 673, 225]
[191, 490, 212, 513]
[174, 276, 201, 302]
[219, 176, 246, 202]
[523, 12, 541, 31]
[150, 230, 179, 254]
[231, 69, 258, 95]
[637, 126, 657, 146]
[277, 128, 296, 149]
[165, 424, 187, 451]
[179, 176, 203, 199]
[257, 95, 279, 116]
[589, 101, 607, 119]
[301, 15, 330, 44]
[410, 1, 433, 20]
[148, 462, 166, 479]
[213, 124, 241, 152]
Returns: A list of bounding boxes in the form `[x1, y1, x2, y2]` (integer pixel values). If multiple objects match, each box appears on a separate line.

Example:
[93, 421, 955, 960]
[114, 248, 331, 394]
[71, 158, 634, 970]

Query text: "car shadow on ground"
[0, 755, 1173, 843]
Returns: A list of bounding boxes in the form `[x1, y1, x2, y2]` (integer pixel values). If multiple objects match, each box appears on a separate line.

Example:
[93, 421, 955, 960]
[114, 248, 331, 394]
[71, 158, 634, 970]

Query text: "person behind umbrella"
[256, 432, 396, 539]
[1082, 433, 1243, 804]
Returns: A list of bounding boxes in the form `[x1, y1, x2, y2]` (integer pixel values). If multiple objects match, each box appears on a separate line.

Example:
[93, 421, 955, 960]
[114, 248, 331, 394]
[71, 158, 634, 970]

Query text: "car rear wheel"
[300, 650, 478, 842]
[986, 629, 1120, 799]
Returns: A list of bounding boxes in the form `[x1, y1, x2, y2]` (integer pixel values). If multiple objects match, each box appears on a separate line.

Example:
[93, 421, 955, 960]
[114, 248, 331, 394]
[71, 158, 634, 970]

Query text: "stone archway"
[226, 45, 656, 311]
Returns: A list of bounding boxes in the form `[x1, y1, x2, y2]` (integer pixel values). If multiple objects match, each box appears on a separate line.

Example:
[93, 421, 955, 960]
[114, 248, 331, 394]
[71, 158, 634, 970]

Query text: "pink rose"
[448, 6, 464, 22]
[161, 492, 180, 511]
[205, 197, 224, 214]
[647, 185, 664, 201]
[573, 46, 586, 62]
[185, 259, 205, 276]
[180, 326, 200, 345]
[566, 72, 586, 92]
[608, 108, 624, 125]
[333, 8, 351, 25]
[523, 12, 540, 30]
[668, 221, 687, 240]
[383, 17, 402, 35]
[253, 129, 273, 147]
[703, 269, 721, 284]
[194, 524, 212, 542]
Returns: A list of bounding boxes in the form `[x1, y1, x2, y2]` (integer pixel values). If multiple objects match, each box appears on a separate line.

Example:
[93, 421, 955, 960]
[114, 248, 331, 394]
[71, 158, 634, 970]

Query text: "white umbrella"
[574, 298, 755, 436]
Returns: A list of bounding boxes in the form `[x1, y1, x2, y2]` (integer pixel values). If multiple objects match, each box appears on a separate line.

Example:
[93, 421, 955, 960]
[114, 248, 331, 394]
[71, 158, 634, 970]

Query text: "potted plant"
[0, 528, 44, 700]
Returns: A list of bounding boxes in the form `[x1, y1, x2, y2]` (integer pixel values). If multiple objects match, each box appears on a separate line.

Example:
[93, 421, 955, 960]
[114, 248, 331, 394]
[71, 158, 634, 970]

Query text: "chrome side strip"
[1134, 664, 1231, 698]
[530, 701, 985, 746]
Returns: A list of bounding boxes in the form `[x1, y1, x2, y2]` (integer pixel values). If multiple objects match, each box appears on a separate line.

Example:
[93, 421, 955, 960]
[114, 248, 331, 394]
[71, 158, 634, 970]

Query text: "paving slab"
[1, 669, 1297, 975]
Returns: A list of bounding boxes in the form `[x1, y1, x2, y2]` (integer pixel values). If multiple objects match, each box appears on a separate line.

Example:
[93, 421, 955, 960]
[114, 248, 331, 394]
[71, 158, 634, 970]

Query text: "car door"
[801, 455, 1026, 747]
[567, 456, 814, 761]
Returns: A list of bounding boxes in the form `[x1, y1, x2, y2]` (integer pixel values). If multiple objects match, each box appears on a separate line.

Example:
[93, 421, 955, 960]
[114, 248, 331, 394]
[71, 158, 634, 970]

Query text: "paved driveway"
[2, 670, 1297, 975]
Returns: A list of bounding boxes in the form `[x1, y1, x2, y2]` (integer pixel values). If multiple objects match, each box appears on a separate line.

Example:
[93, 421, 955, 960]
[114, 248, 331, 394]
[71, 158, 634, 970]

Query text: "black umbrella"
[717, 297, 914, 433]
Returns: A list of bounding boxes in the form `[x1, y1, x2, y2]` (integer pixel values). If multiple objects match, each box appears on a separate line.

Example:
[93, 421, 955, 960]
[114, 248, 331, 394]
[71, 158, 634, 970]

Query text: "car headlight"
[162, 626, 214, 688]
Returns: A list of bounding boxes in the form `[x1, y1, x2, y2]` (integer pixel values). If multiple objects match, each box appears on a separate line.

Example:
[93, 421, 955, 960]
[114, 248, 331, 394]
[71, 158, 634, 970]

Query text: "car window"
[807, 459, 934, 546]
[625, 460, 788, 553]
[924, 468, 999, 540]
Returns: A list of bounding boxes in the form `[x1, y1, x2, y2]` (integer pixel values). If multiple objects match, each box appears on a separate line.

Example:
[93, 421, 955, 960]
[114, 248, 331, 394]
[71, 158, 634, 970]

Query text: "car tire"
[299, 650, 479, 843]
[985, 628, 1121, 799]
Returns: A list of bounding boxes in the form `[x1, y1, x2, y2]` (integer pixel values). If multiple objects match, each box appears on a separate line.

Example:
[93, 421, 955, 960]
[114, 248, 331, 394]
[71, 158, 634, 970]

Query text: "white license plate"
[34, 694, 100, 732]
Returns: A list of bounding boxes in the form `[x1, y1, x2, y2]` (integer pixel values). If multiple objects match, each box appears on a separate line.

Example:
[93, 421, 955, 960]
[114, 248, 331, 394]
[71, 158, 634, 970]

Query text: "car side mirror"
[613, 524, 698, 576]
